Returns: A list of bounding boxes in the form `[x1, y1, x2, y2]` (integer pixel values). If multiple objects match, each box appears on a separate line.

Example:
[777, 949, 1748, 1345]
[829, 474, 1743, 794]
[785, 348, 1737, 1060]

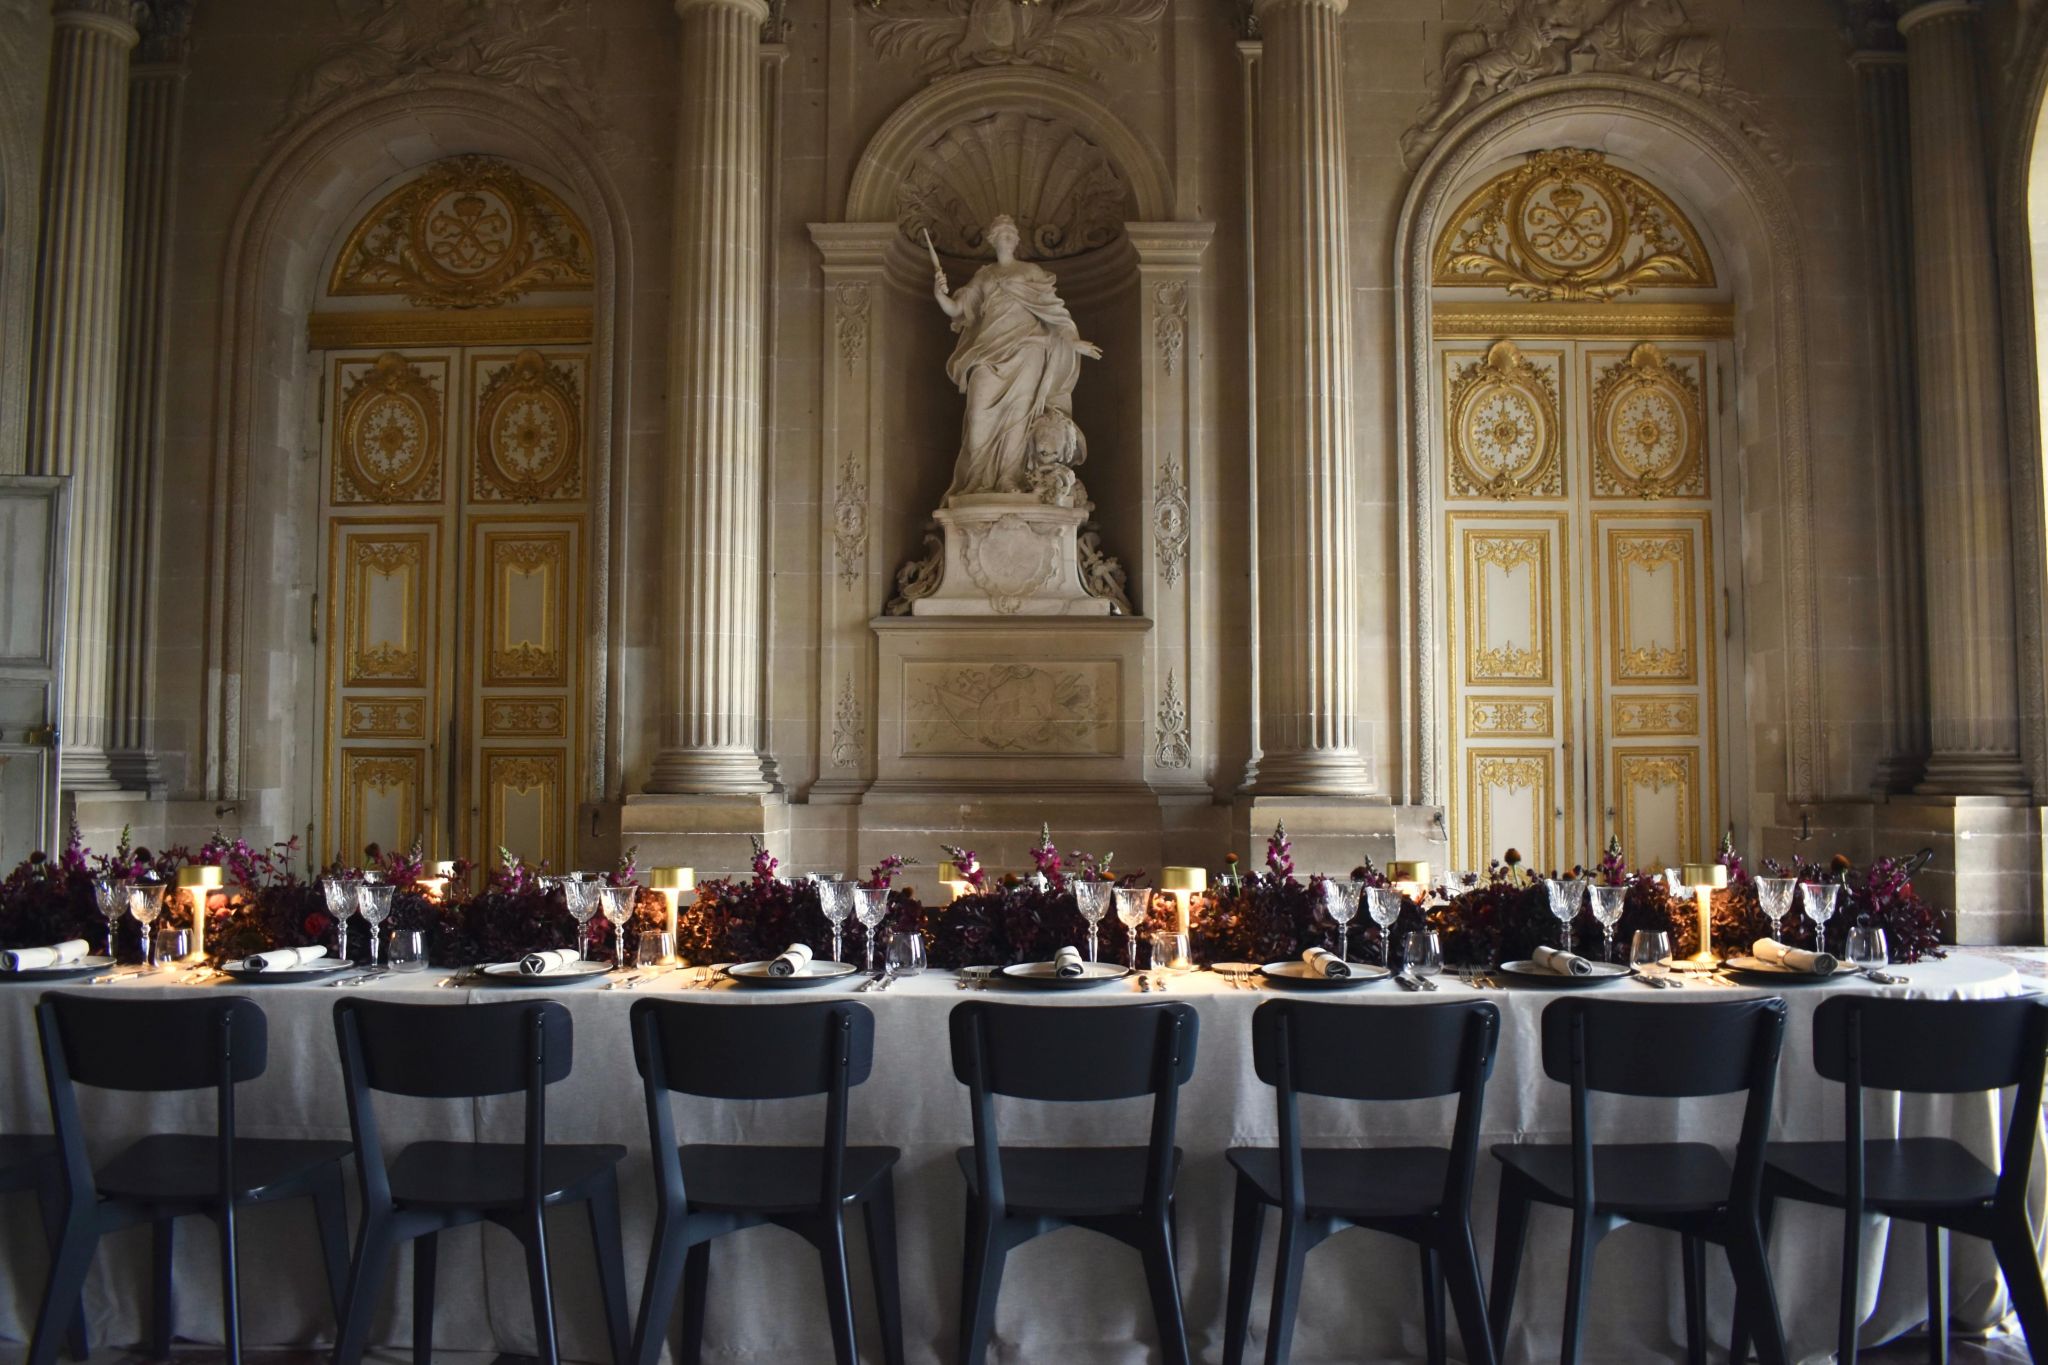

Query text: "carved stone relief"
[1402, 0, 1780, 169]
[962, 513, 1065, 614]
[860, 0, 1168, 83]
[1155, 668, 1190, 769]
[897, 112, 1127, 261]
[833, 282, 870, 373]
[903, 661, 1117, 756]
[1077, 528, 1132, 616]
[831, 674, 863, 768]
[1152, 279, 1187, 376]
[833, 451, 869, 589]
[885, 528, 946, 616]
[1153, 456, 1189, 587]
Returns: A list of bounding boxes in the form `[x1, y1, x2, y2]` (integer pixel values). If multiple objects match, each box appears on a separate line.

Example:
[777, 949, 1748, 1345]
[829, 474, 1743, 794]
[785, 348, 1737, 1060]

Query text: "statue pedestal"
[910, 495, 1111, 617]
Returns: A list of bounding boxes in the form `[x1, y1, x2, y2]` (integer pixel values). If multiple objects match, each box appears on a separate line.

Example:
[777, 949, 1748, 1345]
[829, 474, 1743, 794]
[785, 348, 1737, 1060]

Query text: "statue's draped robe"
[943, 261, 1083, 501]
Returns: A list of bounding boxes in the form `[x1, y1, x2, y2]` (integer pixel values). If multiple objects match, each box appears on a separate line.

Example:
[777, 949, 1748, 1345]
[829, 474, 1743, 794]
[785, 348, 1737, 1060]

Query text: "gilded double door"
[321, 344, 587, 868]
[1440, 335, 1727, 874]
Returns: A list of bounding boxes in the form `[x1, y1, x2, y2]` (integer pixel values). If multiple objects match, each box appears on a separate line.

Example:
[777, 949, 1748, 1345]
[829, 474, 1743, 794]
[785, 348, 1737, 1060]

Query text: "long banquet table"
[0, 956, 2037, 1365]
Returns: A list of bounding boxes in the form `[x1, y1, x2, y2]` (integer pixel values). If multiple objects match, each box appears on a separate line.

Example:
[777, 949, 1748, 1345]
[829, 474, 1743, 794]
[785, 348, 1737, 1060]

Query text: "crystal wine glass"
[817, 878, 852, 963]
[1544, 877, 1588, 954]
[853, 886, 890, 973]
[93, 879, 123, 957]
[1366, 886, 1403, 967]
[1755, 877, 1797, 943]
[1113, 887, 1150, 970]
[1631, 928, 1674, 984]
[1402, 929, 1443, 983]
[559, 874, 600, 961]
[1589, 885, 1628, 963]
[1801, 881, 1841, 951]
[127, 882, 165, 970]
[1317, 878, 1363, 964]
[321, 874, 360, 964]
[597, 885, 636, 969]
[356, 883, 396, 969]
[1072, 880, 1111, 963]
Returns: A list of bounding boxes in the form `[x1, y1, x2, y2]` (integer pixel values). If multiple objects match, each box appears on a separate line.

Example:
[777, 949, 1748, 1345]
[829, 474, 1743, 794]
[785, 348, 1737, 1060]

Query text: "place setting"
[998, 944, 1131, 990]
[0, 938, 111, 984]
[724, 941, 863, 990]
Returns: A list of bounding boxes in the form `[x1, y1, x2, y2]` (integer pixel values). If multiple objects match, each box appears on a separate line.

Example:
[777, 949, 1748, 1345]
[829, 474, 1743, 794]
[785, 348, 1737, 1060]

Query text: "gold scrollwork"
[1433, 149, 1714, 302]
[486, 534, 566, 685]
[1613, 695, 1699, 736]
[328, 155, 594, 309]
[483, 700, 566, 738]
[1612, 532, 1694, 682]
[473, 350, 584, 503]
[336, 354, 444, 504]
[1466, 532, 1550, 682]
[1617, 750, 1698, 865]
[1467, 696, 1553, 737]
[1468, 750, 1553, 871]
[346, 538, 426, 684]
[1447, 340, 1563, 500]
[344, 699, 425, 739]
[1590, 343, 1706, 499]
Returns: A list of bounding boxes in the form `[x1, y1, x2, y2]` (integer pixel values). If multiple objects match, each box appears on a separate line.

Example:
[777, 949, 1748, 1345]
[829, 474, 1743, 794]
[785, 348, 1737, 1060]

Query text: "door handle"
[25, 723, 57, 747]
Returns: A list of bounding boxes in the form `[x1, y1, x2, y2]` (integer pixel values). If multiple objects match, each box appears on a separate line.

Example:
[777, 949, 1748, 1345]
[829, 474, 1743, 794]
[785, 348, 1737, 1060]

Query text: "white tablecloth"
[0, 956, 2036, 1364]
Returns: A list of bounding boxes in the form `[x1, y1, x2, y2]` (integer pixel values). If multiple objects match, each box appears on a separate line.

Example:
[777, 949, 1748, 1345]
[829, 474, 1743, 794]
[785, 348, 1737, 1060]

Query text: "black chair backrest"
[41, 993, 268, 1091]
[1252, 998, 1499, 1100]
[950, 1001, 1198, 1218]
[1540, 997, 1782, 1097]
[632, 998, 875, 1098]
[337, 998, 572, 1097]
[949, 1001, 1199, 1101]
[1812, 996, 2048, 1213]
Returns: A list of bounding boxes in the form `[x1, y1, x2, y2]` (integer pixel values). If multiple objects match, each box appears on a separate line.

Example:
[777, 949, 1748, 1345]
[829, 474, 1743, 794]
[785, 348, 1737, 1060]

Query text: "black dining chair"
[1728, 995, 2048, 1365]
[0, 1135, 90, 1361]
[949, 1000, 1199, 1365]
[30, 994, 352, 1365]
[330, 998, 631, 1365]
[627, 997, 904, 1365]
[1223, 999, 1501, 1365]
[1489, 996, 1791, 1365]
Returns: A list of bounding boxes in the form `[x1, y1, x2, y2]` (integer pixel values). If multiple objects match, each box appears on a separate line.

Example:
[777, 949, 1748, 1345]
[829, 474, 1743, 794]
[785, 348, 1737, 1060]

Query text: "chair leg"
[1839, 1205, 1864, 1365]
[862, 1176, 908, 1365]
[26, 1211, 97, 1365]
[413, 1230, 438, 1365]
[628, 1217, 690, 1365]
[1487, 1182, 1532, 1358]
[1924, 1222, 1948, 1365]
[958, 1203, 1008, 1365]
[678, 1240, 711, 1365]
[1730, 1190, 1776, 1365]
[1727, 1218, 1791, 1365]
[521, 1211, 561, 1365]
[218, 1201, 242, 1365]
[1680, 1234, 1707, 1365]
[1263, 1212, 1309, 1365]
[817, 1213, 859, 1365]
[331, 1216, 398, 1365]
[1990, 1214, 2048, 1362]
[1222, 1176, 1265, 1365]
[311, 1168, 352, 1326]
[1559, 1212, 1601, 1365]
[1139, 1210, 1192, 1365]
[1440, 1223, 1498, 1365]
[29, 1169, 89, 1362]
[587, 1178, 632, 1365]
[151, 1215, 175, 1359]
[1420, 1243, 1446, 1365]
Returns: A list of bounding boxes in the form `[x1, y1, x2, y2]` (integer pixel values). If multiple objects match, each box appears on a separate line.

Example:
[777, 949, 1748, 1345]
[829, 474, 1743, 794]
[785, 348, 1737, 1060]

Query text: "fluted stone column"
[1244, 0, 1369, 795]
[1897, 0, 2027, 794]
[647, 0, 775, 794]
[25, 0, 141, 792]
[106, 5, 187, 794]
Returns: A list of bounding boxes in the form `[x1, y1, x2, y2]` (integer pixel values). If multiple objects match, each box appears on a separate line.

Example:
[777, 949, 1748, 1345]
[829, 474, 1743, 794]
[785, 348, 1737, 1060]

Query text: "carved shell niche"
[897, 111, 1129, 261]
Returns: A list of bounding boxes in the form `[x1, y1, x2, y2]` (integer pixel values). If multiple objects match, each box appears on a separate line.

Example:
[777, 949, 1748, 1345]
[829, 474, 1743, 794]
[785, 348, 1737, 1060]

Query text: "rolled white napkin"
[1753, 937, 1837, 976]
[243, 945, 329, 972]
[1302, 947, 1351, 979]
[1053, 945, 1085, 977]
[1533, 945, 1595, 977]
[519, 949, 582, 976]
[770, 942, 814, 977]
[1, 940, 89, 972]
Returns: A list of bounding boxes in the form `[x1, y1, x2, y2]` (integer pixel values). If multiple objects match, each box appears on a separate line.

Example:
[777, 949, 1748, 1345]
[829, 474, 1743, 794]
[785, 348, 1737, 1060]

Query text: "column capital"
[51, 0, 142, 41]
[1896, 0, 1978, 38]
[808, 221, 900, 269]
[1127, 221, 1215, 273]
[675, 0, 771, 21]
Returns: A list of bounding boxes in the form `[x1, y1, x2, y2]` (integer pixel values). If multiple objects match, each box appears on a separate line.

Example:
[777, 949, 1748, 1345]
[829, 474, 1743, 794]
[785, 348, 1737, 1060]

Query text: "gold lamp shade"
[1681, 863, 1728, 890]
[1387, 861, 1431, 886]
[176, 866, 223, 961]
[650, 867, 695, 947]
[1158, 866, 1207, 894]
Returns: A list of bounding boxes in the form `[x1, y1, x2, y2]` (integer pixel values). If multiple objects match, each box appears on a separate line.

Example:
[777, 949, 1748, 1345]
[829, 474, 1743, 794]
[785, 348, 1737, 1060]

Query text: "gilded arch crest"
[1433, 148, 1713, 302]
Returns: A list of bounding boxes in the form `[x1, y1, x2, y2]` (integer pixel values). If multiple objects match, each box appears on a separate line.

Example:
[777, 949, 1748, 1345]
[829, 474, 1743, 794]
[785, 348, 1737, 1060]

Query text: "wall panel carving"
[1588, 342, 1705, 498]
[1445, 340, 1563, 499]
[903, 661, 1118, 756]
[470, 349, 584, 503]
[897, 111, 1128, 260]
[333, 353, 448, 505]
[860, 0, 1167, 82]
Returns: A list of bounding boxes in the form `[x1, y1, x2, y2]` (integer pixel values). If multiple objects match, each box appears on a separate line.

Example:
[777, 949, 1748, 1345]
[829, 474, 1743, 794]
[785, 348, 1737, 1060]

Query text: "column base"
[105, 748, 166, 796]
[605, 793, 791, 880]
[1230, 796, 1444, 880]
[1876, 796, 2041, 945]
[1868, 751, 1927, 795]
[644, 747, 779, 797]
[1239, 747, 1374, 798]
[57, 746, 120, 792]
[1916, 750, 2030, 798]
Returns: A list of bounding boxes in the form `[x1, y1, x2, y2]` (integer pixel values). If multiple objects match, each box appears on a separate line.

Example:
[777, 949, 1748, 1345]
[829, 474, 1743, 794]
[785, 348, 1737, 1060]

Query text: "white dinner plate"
[0, 955, 114, 983]
[999, 961, 1131, 989]
[724, 959, 863, 988]
[477, 961, 616, 986]
[219, 958, 355, 984]
[1497, 960, 1632, 987]
[1257, 960, 1392, 988]
[1721, 955, 1858, 983]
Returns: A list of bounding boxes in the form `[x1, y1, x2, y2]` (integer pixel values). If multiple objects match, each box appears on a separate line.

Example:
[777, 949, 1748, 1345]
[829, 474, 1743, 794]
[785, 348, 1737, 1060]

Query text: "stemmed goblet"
[1317, 877, 1363, 964]
[1801, 881, 1841, 952]
[1755, 877, 1797, 943]
[597, 885, 636, 969]
[321, 874, 359, 964]
[558, 875, 600, 961]
[356, 883, 396, 970]
[1589, 885, 1628, 963]
[1544, 877, 1588, 954]
[1072, 880, 1111, 963]
[1366, 886, 1404, 967]
[853, 886, 890, 973]
[817, 878, 852, 964]
[128, 882, 166, 970]
[93, 879, 123, 957]
[1113, 888, 1150, 970]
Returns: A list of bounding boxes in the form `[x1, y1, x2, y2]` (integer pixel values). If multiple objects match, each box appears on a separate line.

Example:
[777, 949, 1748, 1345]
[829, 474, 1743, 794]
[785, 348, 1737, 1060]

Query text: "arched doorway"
[1427, 147, 1735, 873]
[308, 154, 597, 867]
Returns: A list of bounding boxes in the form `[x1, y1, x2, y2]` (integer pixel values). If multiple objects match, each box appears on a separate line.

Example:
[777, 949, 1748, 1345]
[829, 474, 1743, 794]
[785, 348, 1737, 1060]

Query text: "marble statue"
[930, 215, 1101, 506]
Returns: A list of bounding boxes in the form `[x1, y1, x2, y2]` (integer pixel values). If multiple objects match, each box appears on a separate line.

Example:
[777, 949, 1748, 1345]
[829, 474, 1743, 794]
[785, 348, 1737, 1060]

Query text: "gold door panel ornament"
[1445, 340, 1564, 500]
[1466, 696, 1554, 737]
[471, 350, 584, 503]
[483, 699, 567, 738]
[1613, 694, 1700, 736]
[1463, 531, 1553, 684]
[482, 750, 565, 872]
[342, 699, 426, 740]
[1614, 748, 1700, 869]
[1433, 149, 1714, 302]
[1588, 343, 1706, 499]
[328, 155, 594, 309]
[1467, 750, 1556, 874]
[341, 532, 435, 687]
[481, 529, 571, 686]
[333, 354, 447, 505]
[339, 750, 427, 866]
[1610, 530, 1697, 683]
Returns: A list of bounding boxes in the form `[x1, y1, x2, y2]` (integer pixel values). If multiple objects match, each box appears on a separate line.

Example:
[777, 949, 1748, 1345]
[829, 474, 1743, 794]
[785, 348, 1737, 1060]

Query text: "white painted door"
[0, 477, 69, 865]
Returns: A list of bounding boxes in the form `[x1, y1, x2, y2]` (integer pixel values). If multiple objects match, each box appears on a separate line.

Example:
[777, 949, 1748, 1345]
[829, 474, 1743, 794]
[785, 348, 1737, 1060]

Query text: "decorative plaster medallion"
[897, 111, 1127, 260]
[336, 353, 444, 504]
[860, 0, 1168, 82]
[473, 350, 584, 503]
[962, 514, 1064, 614]
[1446, 340, 1562, 500]
[1589, 342, 1705, 499]
[833, 451, 869, 589]
[1155, 668, 1191, 769]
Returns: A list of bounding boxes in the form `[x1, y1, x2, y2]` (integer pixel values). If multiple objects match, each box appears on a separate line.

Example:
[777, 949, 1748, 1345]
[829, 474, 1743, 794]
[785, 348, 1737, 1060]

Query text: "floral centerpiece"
[676, 840, 922, 966]
[926, 825, 1150, 968]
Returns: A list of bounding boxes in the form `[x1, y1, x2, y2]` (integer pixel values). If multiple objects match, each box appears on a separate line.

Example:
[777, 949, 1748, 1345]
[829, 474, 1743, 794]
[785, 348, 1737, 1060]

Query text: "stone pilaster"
[647, 0, 776, 795]
[1244, 0, 1368, 795]
[24, 0, 141, 792]
[106, 6, 187, 794]
[1897, 0, 2027, 795]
